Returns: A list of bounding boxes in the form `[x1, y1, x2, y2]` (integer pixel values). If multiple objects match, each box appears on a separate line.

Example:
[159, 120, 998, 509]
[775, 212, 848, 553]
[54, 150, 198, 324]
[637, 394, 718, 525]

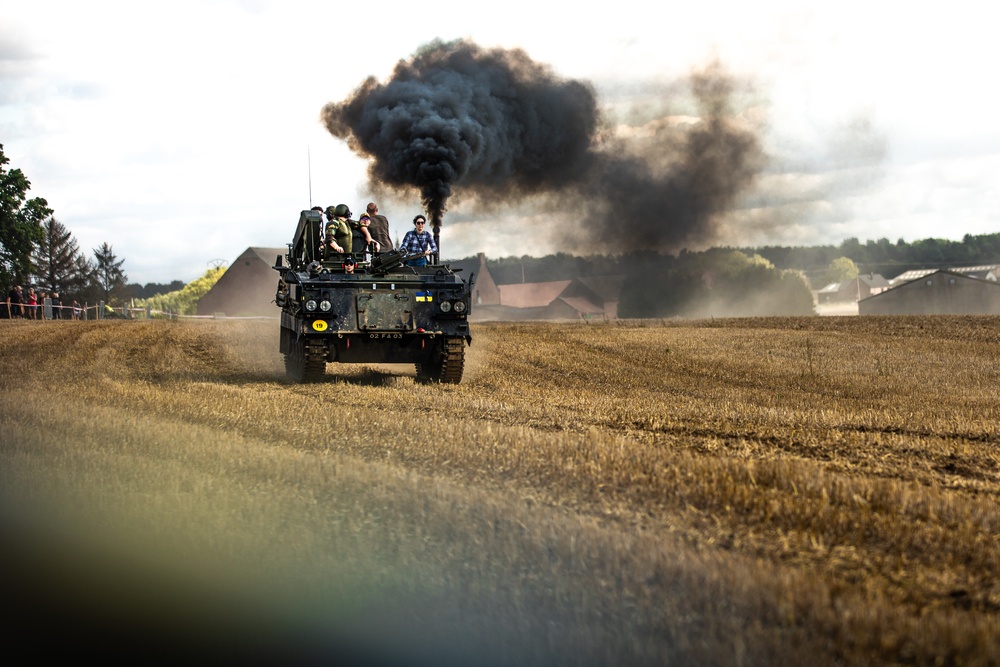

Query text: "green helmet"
[334, 204, 352, 218]
[325, 205, 336, 217]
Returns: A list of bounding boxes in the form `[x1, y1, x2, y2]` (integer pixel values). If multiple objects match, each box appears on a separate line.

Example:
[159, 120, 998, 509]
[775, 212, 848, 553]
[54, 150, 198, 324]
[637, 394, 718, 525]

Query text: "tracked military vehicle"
[273, 209, 473, 383]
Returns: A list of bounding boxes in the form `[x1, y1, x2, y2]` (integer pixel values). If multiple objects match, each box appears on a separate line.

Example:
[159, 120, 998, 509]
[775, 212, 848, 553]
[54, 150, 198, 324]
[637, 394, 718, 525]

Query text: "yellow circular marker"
[312, 320, 328, 332]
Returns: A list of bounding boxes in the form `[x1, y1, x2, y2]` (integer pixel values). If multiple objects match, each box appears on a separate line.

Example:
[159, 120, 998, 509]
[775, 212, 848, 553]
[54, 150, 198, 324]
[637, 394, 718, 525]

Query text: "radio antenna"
[307, 146, 313, 208]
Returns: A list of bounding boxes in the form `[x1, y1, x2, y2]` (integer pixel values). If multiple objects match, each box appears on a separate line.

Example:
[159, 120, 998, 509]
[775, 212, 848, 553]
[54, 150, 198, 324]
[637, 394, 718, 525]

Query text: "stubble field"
[1, 316, 999, 665]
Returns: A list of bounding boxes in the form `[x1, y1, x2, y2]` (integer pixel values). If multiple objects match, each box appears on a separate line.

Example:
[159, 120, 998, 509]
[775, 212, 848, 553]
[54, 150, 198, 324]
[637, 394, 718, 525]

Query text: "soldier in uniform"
[324, 204, 353, 260]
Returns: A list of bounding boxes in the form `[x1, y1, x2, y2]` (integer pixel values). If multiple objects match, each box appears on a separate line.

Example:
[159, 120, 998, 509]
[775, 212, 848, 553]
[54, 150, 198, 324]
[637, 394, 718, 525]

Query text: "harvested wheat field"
[1, 316, 999, 665]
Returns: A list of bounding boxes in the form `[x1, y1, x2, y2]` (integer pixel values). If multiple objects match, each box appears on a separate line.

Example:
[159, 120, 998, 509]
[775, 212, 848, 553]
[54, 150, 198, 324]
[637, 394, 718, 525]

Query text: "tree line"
[483, 232, 1000, 295]
[1, 144, 129, 308]
[735, 233, 1000, 287]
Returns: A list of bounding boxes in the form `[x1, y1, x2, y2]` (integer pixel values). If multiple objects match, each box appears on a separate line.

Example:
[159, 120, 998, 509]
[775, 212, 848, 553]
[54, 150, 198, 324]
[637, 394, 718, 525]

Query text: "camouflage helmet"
[333, 204, 352, 218]
[325, 205, 336, 217]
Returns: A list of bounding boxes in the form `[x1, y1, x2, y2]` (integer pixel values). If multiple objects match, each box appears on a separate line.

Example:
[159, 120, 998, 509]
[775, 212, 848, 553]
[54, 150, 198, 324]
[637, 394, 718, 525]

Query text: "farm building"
[859, 269, 1000, 315]
[197, 247, 284, 317]
[816, 274, 890, 304]
[544, 275, 624, 320]
[889, 264, 1000, 285]
[499, 280, 572, 309]
[439, 255, 623, 320]
[475, 275, 624, 321]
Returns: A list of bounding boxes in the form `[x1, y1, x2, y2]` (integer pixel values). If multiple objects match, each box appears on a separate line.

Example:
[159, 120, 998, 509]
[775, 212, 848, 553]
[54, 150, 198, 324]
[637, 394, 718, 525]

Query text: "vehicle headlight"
[453, 301, 467, 313]
[319, 300, 332, 312]
[305, 299, 318, 312]
[439, 301, 452, 313]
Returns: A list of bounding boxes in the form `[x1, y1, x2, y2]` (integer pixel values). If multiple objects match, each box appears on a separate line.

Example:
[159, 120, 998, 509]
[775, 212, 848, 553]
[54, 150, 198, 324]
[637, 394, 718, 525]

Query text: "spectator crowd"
[4, 285, 82, 320]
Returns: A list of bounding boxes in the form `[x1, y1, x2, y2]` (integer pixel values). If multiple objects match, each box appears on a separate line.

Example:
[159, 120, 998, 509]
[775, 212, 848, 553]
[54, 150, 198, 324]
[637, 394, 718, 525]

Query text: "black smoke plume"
[321, 39, 764, 254]
[322, 39, 597, 230]
[574, 63, 765, 252]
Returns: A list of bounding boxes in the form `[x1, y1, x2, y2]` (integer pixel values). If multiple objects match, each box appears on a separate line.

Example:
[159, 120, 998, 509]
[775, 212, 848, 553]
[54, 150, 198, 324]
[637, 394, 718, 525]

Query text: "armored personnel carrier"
[273, 209, 473, 383]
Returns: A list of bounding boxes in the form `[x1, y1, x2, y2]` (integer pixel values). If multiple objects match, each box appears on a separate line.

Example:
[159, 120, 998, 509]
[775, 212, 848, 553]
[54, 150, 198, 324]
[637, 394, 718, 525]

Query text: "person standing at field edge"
[26, 287, 37, 320]
[7, 285, 23, 318]
[366, 202, 393, 253]
[37, 291, 49, 319]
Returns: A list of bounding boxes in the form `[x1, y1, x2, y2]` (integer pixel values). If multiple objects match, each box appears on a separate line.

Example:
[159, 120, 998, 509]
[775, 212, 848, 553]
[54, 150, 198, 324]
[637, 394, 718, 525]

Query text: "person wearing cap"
[343, 256, 357, 274]
[400, 214, 437, 267]
[365, 202, 393, 253]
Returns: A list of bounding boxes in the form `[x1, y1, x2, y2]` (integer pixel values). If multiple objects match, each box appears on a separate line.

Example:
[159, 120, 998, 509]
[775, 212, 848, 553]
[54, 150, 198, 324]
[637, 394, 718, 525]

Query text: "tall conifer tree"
[92, 242, 128, 305]
[32, 217, 86, 297]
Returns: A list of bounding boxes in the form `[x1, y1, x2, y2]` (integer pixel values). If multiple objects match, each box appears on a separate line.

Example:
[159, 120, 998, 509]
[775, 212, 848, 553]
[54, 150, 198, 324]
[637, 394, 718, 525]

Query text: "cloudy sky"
[2, 0, 998, 284]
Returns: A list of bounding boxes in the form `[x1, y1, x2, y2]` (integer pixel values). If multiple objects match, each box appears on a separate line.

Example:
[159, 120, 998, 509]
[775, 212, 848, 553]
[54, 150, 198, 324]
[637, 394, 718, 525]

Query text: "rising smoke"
[321, 39, 764, 254]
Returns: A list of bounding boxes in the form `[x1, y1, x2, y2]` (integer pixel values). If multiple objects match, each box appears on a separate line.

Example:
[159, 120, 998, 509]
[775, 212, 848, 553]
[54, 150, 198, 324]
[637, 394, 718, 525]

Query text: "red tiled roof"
[498, 280, 572, 308]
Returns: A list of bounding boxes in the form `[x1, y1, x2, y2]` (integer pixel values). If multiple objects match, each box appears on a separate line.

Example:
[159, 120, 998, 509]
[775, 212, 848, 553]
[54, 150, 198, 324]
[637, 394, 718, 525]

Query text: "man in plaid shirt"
[400, 214, 438, 267]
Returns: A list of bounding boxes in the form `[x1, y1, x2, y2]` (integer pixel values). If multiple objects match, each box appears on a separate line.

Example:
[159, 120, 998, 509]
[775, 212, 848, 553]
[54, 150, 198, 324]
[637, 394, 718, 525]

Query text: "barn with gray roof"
[197, 247, 284, 317]
[859, 269, 1000, 315]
